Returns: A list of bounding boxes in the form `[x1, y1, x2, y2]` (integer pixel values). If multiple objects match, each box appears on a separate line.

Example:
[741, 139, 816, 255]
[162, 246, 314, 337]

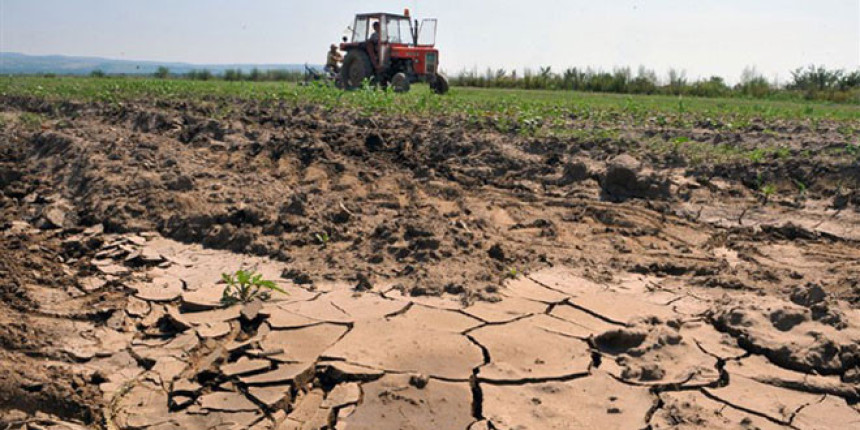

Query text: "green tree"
[154, 66, 170, 79]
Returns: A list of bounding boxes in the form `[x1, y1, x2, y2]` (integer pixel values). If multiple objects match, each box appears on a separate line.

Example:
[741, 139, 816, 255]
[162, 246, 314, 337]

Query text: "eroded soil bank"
[0, 97, 858, 429]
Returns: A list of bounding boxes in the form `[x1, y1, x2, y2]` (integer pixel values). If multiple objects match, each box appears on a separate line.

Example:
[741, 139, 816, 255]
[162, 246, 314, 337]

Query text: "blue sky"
[1, 0, 858, 83]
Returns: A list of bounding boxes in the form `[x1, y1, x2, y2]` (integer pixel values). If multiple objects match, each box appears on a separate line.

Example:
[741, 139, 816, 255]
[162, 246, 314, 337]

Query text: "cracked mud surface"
[1, 98, 859, 429]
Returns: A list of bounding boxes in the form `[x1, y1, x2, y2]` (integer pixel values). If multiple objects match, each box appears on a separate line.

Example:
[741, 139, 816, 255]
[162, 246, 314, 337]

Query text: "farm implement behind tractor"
[338, 9, 449, 94]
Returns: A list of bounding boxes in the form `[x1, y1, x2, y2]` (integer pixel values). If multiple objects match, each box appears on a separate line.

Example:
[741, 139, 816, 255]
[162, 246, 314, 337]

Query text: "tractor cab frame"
[338, 11, 448, 94]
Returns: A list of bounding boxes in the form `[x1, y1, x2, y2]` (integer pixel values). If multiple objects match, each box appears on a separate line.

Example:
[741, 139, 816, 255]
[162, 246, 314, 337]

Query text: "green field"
[1, 76, 858, 136]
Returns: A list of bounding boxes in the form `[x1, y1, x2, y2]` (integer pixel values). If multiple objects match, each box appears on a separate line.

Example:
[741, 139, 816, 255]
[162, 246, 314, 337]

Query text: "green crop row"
[1, 76, 858, 133]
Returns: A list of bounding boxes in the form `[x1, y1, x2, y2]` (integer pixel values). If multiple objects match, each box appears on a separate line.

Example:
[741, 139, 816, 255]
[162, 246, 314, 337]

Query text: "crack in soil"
[788, 394, 827, 426]
[698, 388, 802, 429]
[555, 299, 628, 326]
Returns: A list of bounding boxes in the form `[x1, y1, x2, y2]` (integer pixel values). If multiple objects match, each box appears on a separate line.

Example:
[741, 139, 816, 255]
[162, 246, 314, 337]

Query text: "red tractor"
[338, 10, 449, 94]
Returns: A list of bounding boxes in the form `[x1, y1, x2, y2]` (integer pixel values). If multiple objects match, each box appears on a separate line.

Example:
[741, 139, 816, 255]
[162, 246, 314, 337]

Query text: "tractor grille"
[426, 53, 437, 73]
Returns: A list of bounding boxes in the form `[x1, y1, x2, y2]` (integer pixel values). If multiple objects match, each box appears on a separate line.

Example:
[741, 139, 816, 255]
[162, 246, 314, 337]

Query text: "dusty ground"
[0, 97, 858, 429]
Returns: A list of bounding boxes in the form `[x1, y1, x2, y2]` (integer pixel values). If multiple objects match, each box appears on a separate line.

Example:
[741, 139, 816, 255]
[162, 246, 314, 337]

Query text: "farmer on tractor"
[337, 10, 448, 94]
[369, 21, 381, 44]
[367, 21, 382, 73]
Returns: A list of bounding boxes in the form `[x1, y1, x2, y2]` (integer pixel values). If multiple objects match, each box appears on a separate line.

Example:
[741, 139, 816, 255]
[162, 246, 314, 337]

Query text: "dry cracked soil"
[0, 96, 859, 429]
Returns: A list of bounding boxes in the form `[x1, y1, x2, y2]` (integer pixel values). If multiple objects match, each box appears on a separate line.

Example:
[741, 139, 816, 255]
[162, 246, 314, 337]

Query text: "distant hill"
[0, 52, 316, 75]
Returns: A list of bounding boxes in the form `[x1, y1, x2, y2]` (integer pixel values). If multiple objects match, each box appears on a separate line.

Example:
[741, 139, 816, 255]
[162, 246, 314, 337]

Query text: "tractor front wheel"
[392, 73, 411, 93]
[430, 73, 449, 95]
[339, 50, 373, 90]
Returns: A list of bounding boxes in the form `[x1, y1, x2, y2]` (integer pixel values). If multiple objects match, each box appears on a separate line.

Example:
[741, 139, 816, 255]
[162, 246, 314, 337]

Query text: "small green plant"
[221, 270, 286, 305]
[505, 267, 520, 279]
[761, 183, 777, 202]
[748, 149, 766, 163]
[793, 179, 807, 195]
[775, 146, 791, 159]
[314, 232, 330, 246]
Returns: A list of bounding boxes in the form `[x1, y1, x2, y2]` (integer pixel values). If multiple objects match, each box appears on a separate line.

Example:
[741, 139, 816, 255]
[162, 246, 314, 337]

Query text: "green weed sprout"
[314, 232, 330, 245]
[221, 270, 286, 305]
[793, 179, 807, 195]
[760, 183, 777, 204]
[748, 149, 766, 163]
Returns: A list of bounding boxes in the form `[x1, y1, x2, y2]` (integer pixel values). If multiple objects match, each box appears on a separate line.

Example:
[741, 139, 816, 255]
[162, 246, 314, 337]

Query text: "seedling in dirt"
[793, 179, 807, 195]
[760, 183, 777, 203]
[775, 146, 791, 159]
[505, 267, 521, 279]
[220, 270, 286, 305]
[748, 149, 766, 163]
[314, 232, 330, 246]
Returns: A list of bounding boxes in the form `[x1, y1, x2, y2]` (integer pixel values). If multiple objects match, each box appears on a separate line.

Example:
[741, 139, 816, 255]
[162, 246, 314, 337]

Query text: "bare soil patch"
[1, 97, 858, 429]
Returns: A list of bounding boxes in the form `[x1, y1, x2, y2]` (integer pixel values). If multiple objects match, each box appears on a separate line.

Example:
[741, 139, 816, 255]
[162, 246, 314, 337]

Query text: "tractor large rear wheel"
[339, 50, 373, 90]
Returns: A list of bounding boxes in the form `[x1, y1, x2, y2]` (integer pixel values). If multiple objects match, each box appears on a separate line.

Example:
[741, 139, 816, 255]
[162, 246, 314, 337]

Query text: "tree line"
[87, 66, 304, 81]
[448, 65, 860, 103]
[162, 66, 304, 82]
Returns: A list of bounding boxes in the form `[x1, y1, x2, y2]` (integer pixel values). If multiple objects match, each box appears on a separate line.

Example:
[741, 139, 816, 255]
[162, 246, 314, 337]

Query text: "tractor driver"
[369, 21, 381, 44]
[325, 44, 342, 74]
[367, 21, 382, 71]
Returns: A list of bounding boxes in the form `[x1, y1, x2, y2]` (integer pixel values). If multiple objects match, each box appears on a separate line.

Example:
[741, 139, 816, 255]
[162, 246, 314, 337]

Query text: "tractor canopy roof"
[355, 12, 409, 20]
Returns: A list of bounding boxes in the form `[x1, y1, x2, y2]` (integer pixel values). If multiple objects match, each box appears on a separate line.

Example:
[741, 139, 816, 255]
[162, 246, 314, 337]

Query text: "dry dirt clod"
[322, 382, 361, 408]
[262, 324, 348, 363]
[595, 321, 720, 387]
[482, 371, 652, 429]
[220, 357, 271, 377]
[323, 316, 483, 380]
[199, 392, 260, 412]
[247, 385, 291, 409]
[337, 374, 473, 430]
[133, 276, 184, 302]
[470, 316, 592, 382]
[239, 362, 314, 387]
[703, 374, 823, 425]
[601, 154, 672, 201]
[651, 391, 790, 430]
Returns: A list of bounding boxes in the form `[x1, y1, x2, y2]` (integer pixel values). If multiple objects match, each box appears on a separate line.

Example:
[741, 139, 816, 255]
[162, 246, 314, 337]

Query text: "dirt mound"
[714, 294, 860, 376]
[600, 154, 672, 200]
